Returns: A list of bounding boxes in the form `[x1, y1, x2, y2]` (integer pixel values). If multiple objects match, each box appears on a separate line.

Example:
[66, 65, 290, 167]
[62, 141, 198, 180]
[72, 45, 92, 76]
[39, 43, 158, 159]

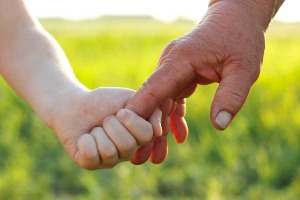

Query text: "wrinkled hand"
[126, 1, 269, 164]
[48, 87, 162, 170]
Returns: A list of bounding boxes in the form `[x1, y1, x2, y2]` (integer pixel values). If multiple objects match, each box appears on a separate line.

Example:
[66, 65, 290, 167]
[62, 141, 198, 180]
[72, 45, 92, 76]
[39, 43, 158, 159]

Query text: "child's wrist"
[36, 83, 89, 129]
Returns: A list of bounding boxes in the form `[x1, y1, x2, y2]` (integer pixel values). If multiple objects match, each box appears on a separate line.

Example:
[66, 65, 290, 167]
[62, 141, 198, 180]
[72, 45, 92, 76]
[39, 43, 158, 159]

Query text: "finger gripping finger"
[76, 134, 100, 170]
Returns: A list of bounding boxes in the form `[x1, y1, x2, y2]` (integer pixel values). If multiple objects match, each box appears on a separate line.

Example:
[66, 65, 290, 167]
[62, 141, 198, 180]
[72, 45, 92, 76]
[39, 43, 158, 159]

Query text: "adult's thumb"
[210, 68, 259, 130]
[125, 63, 194, 119]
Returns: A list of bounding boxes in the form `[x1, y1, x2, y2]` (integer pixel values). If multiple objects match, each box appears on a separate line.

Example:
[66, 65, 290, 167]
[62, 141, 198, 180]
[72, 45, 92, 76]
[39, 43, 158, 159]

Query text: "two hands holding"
[42, 0, 279, 169]
[0, 0, 284, 170]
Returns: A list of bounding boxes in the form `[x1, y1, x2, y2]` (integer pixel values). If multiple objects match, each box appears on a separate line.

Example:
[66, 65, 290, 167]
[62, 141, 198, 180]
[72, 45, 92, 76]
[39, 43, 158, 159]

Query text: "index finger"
[125, 63, 195, 119]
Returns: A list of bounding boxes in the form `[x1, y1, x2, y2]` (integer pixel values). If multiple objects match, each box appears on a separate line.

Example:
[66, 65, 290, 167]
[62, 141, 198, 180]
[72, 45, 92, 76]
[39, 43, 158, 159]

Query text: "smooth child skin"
[0, 0, 163, 170]
[51, 87, 162, 169]
[0, 0, 286, 168]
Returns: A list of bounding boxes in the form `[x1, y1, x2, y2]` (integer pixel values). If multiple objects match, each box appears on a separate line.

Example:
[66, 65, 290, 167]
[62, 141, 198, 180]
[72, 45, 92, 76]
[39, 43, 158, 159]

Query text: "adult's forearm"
[273, 0, 285, 17]
[207, 0, 285, 30]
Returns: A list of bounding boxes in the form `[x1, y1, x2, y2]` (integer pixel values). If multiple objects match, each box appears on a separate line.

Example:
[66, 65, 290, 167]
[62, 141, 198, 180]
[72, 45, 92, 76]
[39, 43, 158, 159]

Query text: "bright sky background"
[25, 0, 300, 23]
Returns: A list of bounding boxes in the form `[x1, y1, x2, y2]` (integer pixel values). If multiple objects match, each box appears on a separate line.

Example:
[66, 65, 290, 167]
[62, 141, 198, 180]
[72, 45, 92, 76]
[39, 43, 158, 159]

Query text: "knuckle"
[119, 139, 137, 153]
[140, 79, 160, 104]
[139, 125, 153, 145]
[231, 90, 245, 103]
[82, 152, 94, 160]
[236, 57, 261, 83]
[118, 139, 137, 159]
[250, 66, 260, 82]
[226, 90, 247, 112]
[117, 110, 132, 126]
[163, 39, 180, 53]
[101, 146, 118, 160]
[242, 65, 260, 82]
[159, 38, 186, 65]
[218, 77, 249, 113]
[168, 39, 180, 47]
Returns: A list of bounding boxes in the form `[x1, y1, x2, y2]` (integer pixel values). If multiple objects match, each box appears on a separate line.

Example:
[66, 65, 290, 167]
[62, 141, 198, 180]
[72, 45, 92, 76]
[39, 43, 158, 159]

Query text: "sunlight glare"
[25, 0, 300, 23]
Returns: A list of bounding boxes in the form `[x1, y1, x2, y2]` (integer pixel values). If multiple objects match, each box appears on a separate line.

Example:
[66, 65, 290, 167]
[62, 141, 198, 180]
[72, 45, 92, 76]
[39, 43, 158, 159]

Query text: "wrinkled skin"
[0, 0, 285, 169]
[126, 0, 275, 165]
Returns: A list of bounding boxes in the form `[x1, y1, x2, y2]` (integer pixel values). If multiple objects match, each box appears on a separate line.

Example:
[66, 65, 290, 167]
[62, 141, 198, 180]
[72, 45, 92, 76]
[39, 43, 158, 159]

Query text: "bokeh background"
[0, 1, 300, 199]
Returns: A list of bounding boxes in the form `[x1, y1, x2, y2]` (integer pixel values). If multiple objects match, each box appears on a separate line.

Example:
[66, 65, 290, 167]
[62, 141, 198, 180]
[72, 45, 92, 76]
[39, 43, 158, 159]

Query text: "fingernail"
[103, 115, 115, 124]
[117, 109, 127, 119]
[157, 109, 162, 122]
[215, 111, 232, 130]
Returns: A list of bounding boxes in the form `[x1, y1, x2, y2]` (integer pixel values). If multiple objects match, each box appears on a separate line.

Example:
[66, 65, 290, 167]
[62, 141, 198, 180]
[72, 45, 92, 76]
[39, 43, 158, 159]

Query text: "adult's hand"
[126, 0, 285, 164]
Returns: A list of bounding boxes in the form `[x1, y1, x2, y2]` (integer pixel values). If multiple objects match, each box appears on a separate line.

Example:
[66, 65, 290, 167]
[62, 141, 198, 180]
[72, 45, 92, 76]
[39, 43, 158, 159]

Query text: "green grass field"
[0, 18, 300, 199]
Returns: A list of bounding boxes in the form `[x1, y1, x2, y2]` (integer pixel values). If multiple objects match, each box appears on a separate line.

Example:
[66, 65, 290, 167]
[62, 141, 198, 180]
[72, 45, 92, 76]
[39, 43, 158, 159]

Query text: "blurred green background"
[0, 17, 299, 199]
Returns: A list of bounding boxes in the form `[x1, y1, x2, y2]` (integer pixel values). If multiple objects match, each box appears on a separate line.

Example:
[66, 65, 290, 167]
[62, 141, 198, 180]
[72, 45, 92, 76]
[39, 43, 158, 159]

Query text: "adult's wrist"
[207, 0, 280, 31]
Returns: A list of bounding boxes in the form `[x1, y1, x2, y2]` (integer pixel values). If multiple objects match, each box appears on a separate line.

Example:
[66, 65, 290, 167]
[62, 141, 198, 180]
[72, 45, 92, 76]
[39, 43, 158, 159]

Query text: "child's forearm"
[0, 0, 87, 126]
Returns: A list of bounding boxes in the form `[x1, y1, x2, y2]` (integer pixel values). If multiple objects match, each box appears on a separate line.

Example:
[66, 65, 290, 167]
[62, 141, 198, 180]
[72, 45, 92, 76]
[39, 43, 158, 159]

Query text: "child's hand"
[46, 87, 162, 170]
